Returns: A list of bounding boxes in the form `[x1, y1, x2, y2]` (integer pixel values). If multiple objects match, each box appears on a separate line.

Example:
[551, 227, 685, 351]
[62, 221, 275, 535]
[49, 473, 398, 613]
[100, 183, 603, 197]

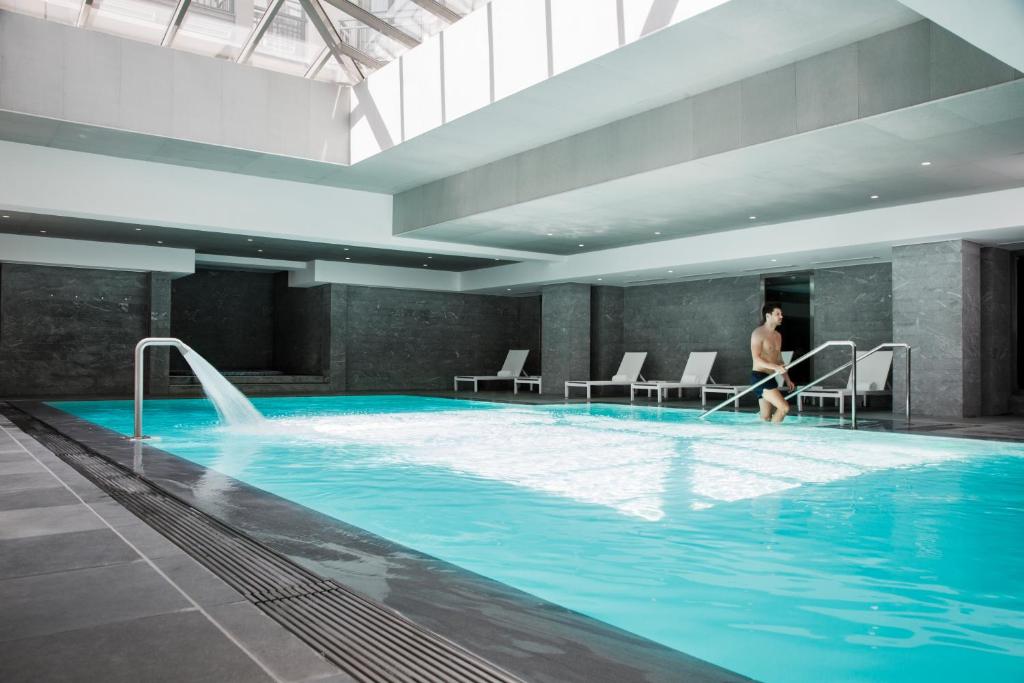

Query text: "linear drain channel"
[6, 409, 523, 683]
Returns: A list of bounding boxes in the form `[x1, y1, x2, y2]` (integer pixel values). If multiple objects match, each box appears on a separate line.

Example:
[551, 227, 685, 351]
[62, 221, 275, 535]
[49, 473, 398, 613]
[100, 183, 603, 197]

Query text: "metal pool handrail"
[133, 337, 192, 440]
[784, 342, 912, 423]
[700, 341, 858, 425]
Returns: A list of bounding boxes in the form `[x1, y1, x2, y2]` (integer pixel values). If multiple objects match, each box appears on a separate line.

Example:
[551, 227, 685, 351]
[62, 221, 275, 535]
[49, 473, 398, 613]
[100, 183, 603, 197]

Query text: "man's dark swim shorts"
[751, 371, 777, 398]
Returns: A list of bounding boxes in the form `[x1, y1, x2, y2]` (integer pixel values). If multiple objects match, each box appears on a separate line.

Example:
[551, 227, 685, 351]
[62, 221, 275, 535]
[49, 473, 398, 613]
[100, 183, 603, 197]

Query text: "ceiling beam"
[322, 0, 420, 49]
[237, 0, 285, 64]
[304, 46, 364, 84]
[410, 0, 461, 25]
[296, 0, 385, 72]
[161, 0, 192, 47]
[76, 0, 95, 28]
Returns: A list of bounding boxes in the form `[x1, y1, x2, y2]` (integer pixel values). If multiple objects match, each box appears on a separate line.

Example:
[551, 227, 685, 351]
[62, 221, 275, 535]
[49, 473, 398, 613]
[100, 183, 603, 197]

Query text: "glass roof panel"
[250, 0, 325, 78]
[87, 0, 175, 44]
[0, 0, 493, 83]
[172, 0, 249, 61]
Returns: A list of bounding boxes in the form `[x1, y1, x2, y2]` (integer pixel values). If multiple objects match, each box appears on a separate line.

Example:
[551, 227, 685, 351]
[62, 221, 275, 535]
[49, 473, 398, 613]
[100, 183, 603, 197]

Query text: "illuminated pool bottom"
[52, 396, 1024, 682]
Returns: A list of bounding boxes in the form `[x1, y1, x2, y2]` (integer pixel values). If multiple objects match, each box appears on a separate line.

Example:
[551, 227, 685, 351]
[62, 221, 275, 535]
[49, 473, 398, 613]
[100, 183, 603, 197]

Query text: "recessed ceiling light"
[506, 288, 511, 291]
[749, 216, 757, 220]
[247, 238, 253, 242]
[343, 247, 349, 251]
[422, 264, 428, 267]
[654, 232, 661, 235]
[427, 256, 432, 259]
[257, 249, 263, 253]
[597, 278, 603, 281]
[546, 233, 553, 236]
[870, 195, 879, 199]
[770, 258, 777, 262]
[920, 161, 931, 166]
[157, 240, 163, 244]
[578, 243, 585, 247]
[1, 215, 9, 219]
[39, 230, 46, 234]
[345, 257, 351, 260]
[668, 269, 673, 273]
[493, 258, 499, 261]
[135, 227, 142, 231]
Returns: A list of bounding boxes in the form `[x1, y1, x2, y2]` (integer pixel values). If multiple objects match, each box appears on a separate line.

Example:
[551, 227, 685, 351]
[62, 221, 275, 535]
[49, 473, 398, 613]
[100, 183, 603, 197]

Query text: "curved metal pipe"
[133, 337, 192, 440]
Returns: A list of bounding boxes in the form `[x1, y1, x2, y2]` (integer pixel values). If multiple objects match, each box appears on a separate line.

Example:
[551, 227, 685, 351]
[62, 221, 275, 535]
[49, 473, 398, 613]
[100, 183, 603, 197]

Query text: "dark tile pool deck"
[0, 412, 347, 683]
[4, 391, 1023, 683]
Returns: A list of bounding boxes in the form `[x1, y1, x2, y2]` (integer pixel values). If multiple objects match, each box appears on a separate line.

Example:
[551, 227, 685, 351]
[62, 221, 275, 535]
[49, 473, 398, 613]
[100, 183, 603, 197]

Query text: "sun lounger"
[630, 351, 717, 403]
[797, 350, 893, 414]
[565, 352, 647, 400]
[454, 350, 529, 392]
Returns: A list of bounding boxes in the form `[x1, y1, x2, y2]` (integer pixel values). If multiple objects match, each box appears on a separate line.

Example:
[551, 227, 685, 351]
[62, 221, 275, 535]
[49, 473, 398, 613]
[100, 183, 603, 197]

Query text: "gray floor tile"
[0, 485, 79, 511]
[0, 560, 192, 642]
[151, 552, 245, 607]
[0, 451, 29, 464]
[88, 499, 144, 528]
[0, 610, 273, 683]
[207, 601, 345, 682]
[0, 528, 139, 580]
[0, 504, 106, 541]
[116, 519, 188, 560]
[0, 460, 44, 476]
[0, 472, 57, 494]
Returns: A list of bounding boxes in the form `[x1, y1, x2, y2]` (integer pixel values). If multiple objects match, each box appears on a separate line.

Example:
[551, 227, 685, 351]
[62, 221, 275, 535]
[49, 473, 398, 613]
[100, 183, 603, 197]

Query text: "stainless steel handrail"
[784, 342, 911, 422]
[700, 340, 858, 424]
[133, 337, 192, 440]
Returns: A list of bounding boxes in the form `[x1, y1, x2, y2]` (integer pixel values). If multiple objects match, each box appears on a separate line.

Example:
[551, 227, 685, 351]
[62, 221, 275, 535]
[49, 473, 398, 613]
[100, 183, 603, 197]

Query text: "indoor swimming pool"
[52, 396, 1024, 683]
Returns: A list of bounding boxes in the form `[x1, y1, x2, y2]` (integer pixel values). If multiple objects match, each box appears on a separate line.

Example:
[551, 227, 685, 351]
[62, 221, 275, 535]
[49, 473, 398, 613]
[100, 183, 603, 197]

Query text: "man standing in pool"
[750, 303, 795, 423]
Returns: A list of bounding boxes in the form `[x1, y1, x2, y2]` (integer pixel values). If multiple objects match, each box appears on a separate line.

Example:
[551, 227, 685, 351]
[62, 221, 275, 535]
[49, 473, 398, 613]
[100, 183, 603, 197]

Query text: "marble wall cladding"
[327, 284, 348, 392]
[0, 264, 149, 397]
[147, 272, 172, 395]
[513, 296, 542, 376]
[591, 287, 624, 385]
[623, 277, 762, 385]
[812, 263, 893, 387]
[542, 284, 591, 395]
[345, 286, 532, 391]
[170, 269, 275, 373]
[892, 240, 981, 418]
[273, 274, 325, 376]
[980, 248, 1013, 415]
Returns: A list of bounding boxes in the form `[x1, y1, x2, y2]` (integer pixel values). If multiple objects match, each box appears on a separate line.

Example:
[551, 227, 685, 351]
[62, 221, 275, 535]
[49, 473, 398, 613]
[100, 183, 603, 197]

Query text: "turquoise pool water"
[53, 396, 1024, 682]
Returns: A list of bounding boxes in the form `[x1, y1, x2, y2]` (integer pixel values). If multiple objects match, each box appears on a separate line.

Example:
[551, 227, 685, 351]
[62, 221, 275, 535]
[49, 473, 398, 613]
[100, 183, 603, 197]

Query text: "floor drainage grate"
[5, 408, 523, 683]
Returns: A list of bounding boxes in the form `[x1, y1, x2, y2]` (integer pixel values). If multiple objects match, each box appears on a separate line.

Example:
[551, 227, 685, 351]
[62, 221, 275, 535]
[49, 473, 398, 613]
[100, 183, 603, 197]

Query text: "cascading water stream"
[182, 352, 265, 427]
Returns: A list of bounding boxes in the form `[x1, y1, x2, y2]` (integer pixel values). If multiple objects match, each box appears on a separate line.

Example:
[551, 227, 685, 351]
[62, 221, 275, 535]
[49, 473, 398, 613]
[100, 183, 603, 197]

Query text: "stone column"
[541, 283, 590, 395]
[326, 284, 348, 392]
[147, 273, 172, 396]
[591, 286, 624, 393]
[980, 247, 1013, 415]
[892, 240, 980, 418]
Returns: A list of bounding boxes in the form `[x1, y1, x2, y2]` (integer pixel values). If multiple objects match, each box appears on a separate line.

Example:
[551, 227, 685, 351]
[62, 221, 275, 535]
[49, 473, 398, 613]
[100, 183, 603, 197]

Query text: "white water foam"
[183, 352, 265, 427]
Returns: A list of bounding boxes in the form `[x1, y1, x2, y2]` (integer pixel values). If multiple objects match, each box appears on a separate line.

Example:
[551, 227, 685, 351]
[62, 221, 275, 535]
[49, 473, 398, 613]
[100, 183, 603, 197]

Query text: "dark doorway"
[763, 274, 813, 385]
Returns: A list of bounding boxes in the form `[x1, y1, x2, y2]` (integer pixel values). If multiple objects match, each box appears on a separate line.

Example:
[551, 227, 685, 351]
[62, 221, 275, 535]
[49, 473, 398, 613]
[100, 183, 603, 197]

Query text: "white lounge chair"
[797, 350, 893, 414]
[565, 352, 647, 400]
[454, 350, 530, 392]
[630, 351, 718, 403]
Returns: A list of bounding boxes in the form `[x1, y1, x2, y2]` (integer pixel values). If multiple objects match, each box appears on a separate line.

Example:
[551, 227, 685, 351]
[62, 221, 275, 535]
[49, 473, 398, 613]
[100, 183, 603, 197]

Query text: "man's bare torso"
[751, 325, 782, 371]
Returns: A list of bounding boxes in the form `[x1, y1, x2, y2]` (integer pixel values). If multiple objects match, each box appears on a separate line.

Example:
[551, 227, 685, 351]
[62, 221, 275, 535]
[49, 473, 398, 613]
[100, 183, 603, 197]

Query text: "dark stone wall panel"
[892, 240, 981, 418]
[980, 247, 1013, 415]
[812, 263, 893, 385]
[541, 284, 590, 394]
[623, 277, 761, 385]
[345, 286, 531, 391]
[273, 275, 324, 375]
[170, 269, 275, 373]
[513, 296, 542, 377]
[591, 286, 624, 381]
[148, 272, 172, 395]
[0, 264, 149, 397]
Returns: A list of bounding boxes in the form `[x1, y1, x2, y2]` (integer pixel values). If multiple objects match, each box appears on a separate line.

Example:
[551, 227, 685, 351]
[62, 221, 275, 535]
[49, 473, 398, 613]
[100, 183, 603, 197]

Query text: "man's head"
[762, 302, 783, 326]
